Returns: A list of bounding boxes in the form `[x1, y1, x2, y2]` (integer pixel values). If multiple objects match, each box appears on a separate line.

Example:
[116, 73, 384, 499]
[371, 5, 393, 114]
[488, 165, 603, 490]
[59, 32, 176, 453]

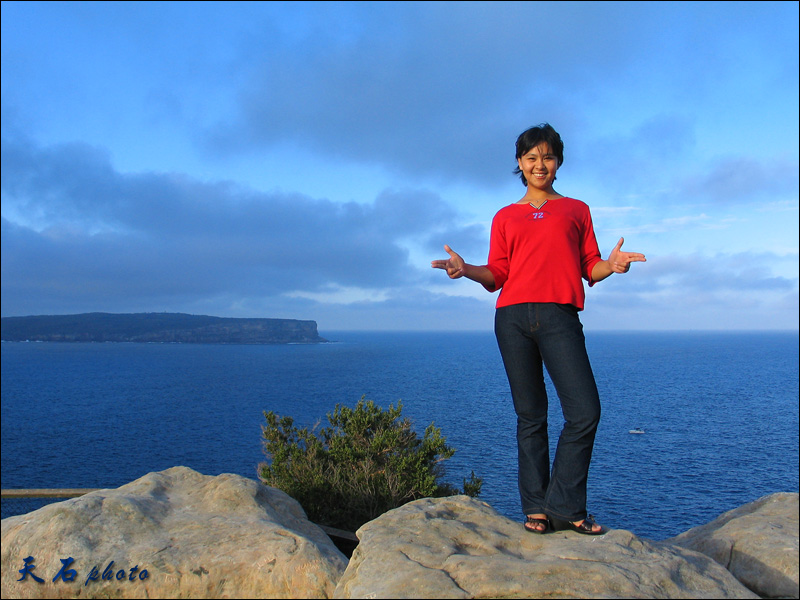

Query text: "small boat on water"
[629, 428, 645, 434]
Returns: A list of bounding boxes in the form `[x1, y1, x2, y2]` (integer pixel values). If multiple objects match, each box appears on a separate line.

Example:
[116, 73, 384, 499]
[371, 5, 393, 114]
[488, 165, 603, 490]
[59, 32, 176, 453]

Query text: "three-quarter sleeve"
[580, 208, 602, 286]
[483, 212, 508, 293]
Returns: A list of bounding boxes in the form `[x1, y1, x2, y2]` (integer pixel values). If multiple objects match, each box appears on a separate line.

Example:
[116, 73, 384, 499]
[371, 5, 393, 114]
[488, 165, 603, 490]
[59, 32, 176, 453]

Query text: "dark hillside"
[0, 313, 327, 344]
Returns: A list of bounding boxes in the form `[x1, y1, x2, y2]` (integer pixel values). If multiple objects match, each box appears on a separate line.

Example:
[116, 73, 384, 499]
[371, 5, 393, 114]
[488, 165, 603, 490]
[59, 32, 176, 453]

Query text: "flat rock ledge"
[1, 468, 797, 600]
[336, 496, 761, 599]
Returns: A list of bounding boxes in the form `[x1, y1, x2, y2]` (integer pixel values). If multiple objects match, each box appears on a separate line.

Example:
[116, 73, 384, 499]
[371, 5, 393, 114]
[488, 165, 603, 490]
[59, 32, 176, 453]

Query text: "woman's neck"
[518, 187, 562, 208]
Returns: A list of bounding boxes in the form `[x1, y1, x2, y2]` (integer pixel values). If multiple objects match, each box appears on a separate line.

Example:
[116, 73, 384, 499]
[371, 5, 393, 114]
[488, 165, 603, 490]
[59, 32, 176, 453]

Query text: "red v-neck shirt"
[482, 198, 602, 310]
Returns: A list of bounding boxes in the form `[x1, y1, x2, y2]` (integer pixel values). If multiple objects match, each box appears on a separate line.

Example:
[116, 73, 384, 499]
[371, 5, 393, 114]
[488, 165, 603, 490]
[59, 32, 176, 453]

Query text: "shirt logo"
[525, 200, 549, 221]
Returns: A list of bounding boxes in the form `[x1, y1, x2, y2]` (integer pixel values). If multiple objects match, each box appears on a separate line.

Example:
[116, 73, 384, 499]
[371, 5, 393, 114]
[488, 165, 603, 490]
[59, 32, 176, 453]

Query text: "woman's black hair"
[513, 123, 564, 186]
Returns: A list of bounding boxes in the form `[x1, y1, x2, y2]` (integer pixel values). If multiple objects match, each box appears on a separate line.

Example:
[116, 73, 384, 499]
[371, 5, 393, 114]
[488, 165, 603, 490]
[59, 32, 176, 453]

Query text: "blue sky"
[2, 1, 798, 331]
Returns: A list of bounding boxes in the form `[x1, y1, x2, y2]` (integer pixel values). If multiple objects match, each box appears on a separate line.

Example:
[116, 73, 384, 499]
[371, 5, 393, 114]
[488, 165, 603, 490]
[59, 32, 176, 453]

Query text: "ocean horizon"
[2, 329, 798, 541]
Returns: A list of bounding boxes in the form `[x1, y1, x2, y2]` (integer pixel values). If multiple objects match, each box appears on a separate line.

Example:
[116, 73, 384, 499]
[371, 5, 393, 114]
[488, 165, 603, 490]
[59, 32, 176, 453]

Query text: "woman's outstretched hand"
[431, 245, 466, 279]
[432, 245, 496, 288]
[590, 237, 647, 283]
[607, 237, 646, 273]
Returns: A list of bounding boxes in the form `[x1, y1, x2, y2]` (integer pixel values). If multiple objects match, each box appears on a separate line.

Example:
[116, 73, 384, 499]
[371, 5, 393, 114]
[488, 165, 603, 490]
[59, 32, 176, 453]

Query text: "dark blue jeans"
[494, 303, 601, 522]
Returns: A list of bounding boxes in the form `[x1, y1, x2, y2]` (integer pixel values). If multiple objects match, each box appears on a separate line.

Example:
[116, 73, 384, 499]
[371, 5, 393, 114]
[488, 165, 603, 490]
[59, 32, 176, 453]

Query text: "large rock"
[3, 468, 794, 600]
[333, 495, 758, 599]
[1, 466, 347, 599]
[668, 492, 799, 599]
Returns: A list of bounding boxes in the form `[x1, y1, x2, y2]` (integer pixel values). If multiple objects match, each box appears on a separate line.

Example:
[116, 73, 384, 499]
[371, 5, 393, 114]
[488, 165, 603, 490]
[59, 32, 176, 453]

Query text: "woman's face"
[517, 143, 559, 191]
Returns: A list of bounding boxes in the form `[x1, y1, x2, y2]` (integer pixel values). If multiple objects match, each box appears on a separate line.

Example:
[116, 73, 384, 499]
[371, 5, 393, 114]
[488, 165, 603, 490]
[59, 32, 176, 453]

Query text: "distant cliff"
[0, 313, 328, 344]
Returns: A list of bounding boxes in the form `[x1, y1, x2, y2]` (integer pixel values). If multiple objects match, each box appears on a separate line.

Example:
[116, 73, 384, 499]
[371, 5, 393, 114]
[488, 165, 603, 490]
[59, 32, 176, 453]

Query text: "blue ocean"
[2, 330, 798, 541]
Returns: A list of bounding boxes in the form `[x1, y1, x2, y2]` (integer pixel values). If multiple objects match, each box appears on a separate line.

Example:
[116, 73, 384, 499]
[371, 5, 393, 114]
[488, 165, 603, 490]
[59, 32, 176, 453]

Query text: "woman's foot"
[549, 514, 606, 535]
[524, 513, 550, 534]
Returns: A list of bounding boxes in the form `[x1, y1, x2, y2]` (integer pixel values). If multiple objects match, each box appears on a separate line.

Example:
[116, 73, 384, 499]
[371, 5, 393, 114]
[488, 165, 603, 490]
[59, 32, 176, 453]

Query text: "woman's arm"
[591, 237, 646, 283]
[431, 245, 496, 288]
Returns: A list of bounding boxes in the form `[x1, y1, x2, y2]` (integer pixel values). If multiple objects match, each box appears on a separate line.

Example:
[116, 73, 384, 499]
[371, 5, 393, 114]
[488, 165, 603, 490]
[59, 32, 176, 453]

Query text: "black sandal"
[549, 514, 606, 536]
[524, 515, 550, 534]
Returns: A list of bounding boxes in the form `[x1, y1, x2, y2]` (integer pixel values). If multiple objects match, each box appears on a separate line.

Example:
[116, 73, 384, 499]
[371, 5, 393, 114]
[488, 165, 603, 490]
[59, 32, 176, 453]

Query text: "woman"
[432, 123, 645, 535]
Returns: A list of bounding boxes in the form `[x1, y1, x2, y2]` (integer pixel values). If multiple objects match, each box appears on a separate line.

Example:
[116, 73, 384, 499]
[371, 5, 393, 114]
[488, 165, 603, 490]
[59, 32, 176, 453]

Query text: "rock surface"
[3, 468, 796, 599]
[1, 466, 347, 599]
[334, 495, 759, 599]
[668, 492, 799, 599]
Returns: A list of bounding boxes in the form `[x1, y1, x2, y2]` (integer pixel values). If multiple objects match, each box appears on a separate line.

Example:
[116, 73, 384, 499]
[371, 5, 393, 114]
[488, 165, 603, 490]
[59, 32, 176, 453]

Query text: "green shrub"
[259, 396, 482, 532]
